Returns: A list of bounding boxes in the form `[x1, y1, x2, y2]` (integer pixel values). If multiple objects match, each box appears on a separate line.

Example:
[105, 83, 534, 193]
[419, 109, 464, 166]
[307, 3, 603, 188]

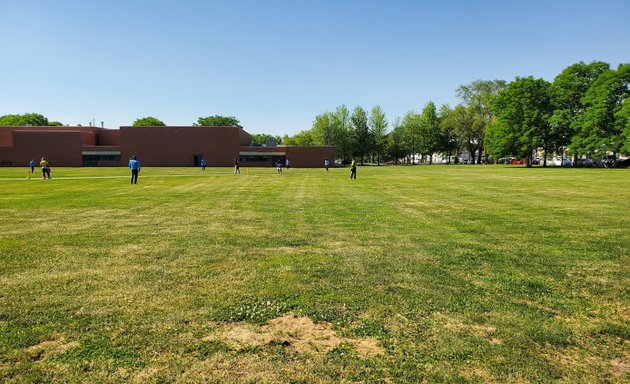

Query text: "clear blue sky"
[1, 0, 628, 135]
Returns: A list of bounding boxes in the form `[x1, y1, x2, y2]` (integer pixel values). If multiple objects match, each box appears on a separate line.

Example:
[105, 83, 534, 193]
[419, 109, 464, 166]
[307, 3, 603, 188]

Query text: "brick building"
[0, 125, 334, 168]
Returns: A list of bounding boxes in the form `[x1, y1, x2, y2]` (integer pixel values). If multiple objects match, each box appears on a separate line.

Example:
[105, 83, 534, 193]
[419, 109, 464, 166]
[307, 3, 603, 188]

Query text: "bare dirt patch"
[207, 312, 383, 358]
[436, 313, 497, 340]
[25, 335, 79, 361]
[611, 357, 630, 376]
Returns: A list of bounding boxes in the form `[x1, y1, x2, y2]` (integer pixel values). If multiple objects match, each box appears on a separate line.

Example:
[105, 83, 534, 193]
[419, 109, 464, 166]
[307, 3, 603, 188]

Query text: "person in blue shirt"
[200, 158, 206, 171]
[129, 156, 140, 184]
[324, 158, 329, 172]
[29, 159, 35, 174]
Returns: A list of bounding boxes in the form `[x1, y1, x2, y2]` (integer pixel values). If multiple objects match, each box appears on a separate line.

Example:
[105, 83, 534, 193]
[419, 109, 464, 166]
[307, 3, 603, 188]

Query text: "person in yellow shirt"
[40, 157, 51, 179]
[350, 159, 357, 179]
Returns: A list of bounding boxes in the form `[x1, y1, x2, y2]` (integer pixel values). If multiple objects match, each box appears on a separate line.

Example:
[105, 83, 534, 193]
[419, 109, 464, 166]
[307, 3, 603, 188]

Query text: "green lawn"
[1, 165, 628, 383]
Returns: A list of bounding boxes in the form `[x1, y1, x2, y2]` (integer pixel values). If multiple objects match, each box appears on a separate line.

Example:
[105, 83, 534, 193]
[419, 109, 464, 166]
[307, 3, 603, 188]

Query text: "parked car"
[532, 157, 541, 165]
[602, 154, 616, 168]
[576, 158, 594, 167]
[616, 158, 630, 168]
[606, 158, 630, 168]
[496, 157, 513, 164]
[561, 158, 572, 167]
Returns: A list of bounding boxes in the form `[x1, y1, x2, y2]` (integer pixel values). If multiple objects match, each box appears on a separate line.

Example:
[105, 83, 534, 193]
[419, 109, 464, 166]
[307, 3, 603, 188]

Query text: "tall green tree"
[0, 113, 49, 126]
[450, 105, 477, 163]
[282, 130, 315, 146]
[332, 105, 353, 161]
[438, 105, 459, 163]
[386, 118, 406, 164]
[489, 76, 553, 166]
[456, 79, 506, 163]
[369, 105, 388, 165]
[311, 112, 335, 146]
[401, 111, 421, 164]
[250, 133, 282, 145]
[550, 61, 610, 164]
[351, 106, 371, 164]
[195, 115, 240, 127]
[574, 63, 630, 156]
[620, 98, 630, 154]
[132, 116, 166, 126]
[418, 101, 440, 164]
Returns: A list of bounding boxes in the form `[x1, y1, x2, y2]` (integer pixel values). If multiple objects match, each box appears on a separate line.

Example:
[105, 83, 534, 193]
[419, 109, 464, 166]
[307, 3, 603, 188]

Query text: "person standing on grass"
[29, 159, 35, 175]
[201, 157, 206, 171]
[276, 160, 283, 174]
[350, 159, 357, 179]
[40, 157, 51, 179]
[285, 158, 290, 171]
[234, 157, 240, 174]
[324, 158, 329, 172]
[129, 155, 140, 184]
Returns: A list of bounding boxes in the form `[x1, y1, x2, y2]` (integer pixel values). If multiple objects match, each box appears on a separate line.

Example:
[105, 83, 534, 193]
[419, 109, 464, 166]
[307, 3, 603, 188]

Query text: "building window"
[82, 154, 121, 167]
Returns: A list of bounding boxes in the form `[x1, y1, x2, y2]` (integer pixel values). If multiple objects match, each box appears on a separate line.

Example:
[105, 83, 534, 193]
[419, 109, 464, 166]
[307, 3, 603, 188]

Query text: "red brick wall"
[0, 126, 334, 168]
[11, 131, 83, 166]
[0, 127, 14, 146]
[285, 147, 335, 168]
[0, 126, 119, 146]
[80, 132, 95, 145]
[120, 126, 241, 166]
[98, 129, 121, 145]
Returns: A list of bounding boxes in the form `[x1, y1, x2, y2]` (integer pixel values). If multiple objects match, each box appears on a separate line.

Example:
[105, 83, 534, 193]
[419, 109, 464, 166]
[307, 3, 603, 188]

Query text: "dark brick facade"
[0, 125, 334, 168]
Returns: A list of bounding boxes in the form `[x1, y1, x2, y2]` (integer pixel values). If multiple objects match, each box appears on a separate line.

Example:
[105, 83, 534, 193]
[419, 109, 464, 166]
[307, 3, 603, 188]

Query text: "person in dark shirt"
[234, 158, 240, 175]
[350, 159, 357, 179]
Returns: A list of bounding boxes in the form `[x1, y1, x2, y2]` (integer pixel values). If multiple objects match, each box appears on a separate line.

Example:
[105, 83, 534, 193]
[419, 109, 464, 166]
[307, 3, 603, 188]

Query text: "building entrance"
[193, 154, 203, 167]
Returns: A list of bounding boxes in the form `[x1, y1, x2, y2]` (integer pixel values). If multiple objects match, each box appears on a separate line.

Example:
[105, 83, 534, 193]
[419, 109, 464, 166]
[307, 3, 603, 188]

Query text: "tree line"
[281, 61, 629, 166]
[0, 113, 63, 127]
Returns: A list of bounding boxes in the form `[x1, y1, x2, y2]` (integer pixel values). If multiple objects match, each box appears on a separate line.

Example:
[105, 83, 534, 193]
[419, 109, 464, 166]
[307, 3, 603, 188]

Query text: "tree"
[574, 63, 630, 156]
[437, 105, 459, 163]
[489, 76, 553, 166]
[132, 116, 166, 126]
[550, 61, 610, 164]
[332, 105, 353, 162]
[351, 106, 371, 164]
[47, 121, 64, 126]
[0, 113, 49, 126]
[195, 115, 240, 127]
[282, 130, 315, 146]
[311, 112, 335, 146]
[401, 111, 421, 164]
[418, 101, 441, 164]
[450, 105, 477, 163]
[620, 97, 630, 154]
[369, 105, 388, 165]
[457, 79, 506, 163]
[250, 133, 282, 145]
[386, 118, 406, 164]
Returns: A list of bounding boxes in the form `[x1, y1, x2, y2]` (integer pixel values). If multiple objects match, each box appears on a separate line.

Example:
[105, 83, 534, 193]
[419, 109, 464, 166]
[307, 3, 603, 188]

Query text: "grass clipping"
[208, 313, 383, 358]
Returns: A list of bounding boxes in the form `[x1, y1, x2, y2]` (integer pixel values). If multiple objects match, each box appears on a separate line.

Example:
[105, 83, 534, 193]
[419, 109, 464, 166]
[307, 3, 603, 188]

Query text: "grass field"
[0, 165, 628, 383]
